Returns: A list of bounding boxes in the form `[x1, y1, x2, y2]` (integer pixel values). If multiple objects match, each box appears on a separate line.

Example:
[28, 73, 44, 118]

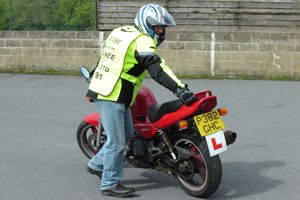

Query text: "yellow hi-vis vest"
[89, 26, 142, 96]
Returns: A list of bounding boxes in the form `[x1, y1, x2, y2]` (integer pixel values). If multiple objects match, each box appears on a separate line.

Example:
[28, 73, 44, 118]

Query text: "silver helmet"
[134, 4, 176, 46]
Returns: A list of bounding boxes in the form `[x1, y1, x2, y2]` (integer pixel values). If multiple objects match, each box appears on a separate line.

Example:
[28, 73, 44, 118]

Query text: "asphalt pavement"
[0, 73, 299, 200]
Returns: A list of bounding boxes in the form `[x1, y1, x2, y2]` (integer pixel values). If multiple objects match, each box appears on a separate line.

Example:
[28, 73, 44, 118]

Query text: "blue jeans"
[88, 100, 134, 190]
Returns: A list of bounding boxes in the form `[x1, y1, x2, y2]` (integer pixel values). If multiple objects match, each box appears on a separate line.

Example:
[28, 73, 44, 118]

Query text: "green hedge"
[0, 0, 96, 31]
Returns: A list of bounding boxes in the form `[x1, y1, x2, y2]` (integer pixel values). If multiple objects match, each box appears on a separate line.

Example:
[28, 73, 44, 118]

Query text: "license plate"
[194, 110, 225, 137]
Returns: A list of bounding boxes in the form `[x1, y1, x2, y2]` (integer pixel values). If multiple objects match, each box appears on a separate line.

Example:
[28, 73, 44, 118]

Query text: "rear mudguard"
[83, 113, 99, 126]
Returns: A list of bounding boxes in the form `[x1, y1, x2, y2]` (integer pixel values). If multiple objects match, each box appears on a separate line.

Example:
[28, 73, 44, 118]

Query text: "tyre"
[174, 131, 222, 198]
[76, 121, 101, 159]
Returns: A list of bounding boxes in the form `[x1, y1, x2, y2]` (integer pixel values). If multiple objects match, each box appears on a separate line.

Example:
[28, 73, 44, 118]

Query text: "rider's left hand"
[86, 97, 94, 102]
[174, 87, 198, 106]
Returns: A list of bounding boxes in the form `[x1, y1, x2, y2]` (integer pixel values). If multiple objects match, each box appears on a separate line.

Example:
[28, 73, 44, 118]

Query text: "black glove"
[174, 87, 198, 106]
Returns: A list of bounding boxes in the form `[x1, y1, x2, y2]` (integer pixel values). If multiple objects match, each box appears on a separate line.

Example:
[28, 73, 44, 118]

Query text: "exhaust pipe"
[224, 131, 237, 145]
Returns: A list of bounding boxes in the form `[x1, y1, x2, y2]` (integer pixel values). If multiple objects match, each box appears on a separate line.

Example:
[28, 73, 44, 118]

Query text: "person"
[85, 4, 197, 198]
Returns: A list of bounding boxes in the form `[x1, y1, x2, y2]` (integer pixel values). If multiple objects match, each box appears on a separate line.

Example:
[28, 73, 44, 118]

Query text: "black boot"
[86, 166, 102, 178]
[101, 183, 135, 198]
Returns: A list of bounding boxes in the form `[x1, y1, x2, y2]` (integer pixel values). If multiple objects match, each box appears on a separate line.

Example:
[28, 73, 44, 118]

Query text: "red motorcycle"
[77, 67, 237, 198]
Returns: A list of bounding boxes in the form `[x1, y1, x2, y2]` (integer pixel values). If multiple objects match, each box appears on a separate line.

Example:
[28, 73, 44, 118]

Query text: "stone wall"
[0, 31, 101, 73]
[160, 30, 300, 78]
[0, 30, 299, 79]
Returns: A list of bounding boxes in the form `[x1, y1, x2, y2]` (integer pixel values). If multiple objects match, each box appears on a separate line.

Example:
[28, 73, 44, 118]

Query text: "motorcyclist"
[85, 4, 197, 198]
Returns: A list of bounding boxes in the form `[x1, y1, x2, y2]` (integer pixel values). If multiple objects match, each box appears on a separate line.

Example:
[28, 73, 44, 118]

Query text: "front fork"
[95, 123, 103, 148]
[95, 123, 107, 148]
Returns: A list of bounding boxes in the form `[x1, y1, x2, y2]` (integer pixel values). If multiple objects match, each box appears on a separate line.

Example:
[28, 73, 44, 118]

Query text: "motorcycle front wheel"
[174, 131, 222, 198]
[76, 121, 101, 159]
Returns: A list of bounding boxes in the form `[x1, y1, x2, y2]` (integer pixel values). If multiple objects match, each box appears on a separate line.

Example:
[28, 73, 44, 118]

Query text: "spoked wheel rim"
[175, 139, 208, 191]
[80, 124, 99, 157]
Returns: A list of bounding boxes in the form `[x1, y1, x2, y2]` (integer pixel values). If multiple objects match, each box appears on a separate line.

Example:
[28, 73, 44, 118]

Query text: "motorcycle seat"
[147, 99, 183, 122]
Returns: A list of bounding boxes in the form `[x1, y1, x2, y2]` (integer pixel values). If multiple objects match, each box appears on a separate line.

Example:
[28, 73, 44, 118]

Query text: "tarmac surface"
[0, 73, 299, 200]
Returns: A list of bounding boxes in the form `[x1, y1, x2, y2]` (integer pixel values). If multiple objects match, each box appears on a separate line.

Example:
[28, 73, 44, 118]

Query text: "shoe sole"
[86, 166, 102, 177]
[101, 190, 134, 198]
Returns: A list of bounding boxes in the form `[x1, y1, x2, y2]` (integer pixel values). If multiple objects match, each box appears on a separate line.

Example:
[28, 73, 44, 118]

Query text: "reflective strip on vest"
[89, 26, 142, 96]
[120, 73, 138, 84]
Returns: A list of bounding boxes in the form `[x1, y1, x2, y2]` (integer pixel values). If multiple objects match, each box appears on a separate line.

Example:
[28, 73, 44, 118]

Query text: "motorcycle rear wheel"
[174, 131, 222, 198]
[76, 121, 100, 159]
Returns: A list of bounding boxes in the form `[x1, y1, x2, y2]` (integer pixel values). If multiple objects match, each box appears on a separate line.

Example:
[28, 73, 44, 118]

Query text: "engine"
[125, 136, 149, 168]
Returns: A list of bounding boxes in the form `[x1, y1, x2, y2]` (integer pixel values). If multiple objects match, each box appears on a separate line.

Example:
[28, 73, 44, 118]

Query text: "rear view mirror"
[81, 66, 90, 79]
